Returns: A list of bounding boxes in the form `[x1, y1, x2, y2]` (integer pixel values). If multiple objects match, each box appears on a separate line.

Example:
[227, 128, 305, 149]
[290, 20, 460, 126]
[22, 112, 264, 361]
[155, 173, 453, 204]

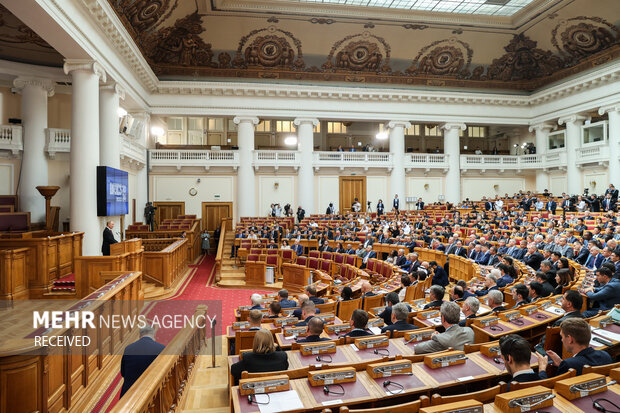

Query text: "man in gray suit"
[413, 302, 474, 354]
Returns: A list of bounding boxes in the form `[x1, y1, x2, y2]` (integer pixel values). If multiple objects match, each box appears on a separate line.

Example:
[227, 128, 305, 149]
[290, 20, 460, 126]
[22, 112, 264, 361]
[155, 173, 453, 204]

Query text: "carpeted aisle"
[94, 254, 271, 412]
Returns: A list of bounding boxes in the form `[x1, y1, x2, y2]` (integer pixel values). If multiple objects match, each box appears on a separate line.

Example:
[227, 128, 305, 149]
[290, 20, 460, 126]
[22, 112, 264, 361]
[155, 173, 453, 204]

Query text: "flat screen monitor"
[97, 166, 129, 216]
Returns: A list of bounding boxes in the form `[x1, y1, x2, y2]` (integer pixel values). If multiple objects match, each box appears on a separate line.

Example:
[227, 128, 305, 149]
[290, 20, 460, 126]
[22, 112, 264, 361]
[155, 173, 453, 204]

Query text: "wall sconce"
[424, 184, 429, 190]
[590, 181, 596, 188]
[274, 182, 279, 190]
[493, 184, 500, 191]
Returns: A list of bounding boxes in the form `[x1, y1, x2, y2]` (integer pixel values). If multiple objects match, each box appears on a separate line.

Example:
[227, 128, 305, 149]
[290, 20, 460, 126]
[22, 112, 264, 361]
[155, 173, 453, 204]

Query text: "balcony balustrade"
[0, 125, 22, 155]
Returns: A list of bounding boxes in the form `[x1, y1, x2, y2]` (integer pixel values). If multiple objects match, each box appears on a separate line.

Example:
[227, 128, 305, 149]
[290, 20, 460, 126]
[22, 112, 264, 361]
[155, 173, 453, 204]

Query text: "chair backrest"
[267, 249, 279, 255]
[431, 382, 506, 405]
[337, 297, 362, 322]
[403, 285, 416, 302]
[339, 395, 429, 413]
[543, 326, 562, 353]
[582, 361, 620, 376]
[346, 255, 357, 266]
[333, 253, 344, 264]
[281, 249, 294, 261]
[316, 301, 337, 314]
[265, 255, 279, 266]
[308, 258, 320, 270]
[322, 251, 333, 261]
[362, 293, 384, 311]
[309, 250, 320, 259]
[235, 330, 258, 355]
[320, 260, 332, 273]
[296, 256, 307, 266]
[509, 368, 576, 390]
[247, 254, 260, 262]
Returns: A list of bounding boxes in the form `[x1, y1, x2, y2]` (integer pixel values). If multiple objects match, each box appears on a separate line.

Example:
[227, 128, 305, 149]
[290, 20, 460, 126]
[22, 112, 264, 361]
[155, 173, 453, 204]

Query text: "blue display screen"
[97, 166, 129, 216]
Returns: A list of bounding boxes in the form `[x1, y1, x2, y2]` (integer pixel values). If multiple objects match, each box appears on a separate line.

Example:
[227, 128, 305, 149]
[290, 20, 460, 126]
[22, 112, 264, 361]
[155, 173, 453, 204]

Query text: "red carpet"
[51, 273, 75, 292]
[96, 254, 271, 412]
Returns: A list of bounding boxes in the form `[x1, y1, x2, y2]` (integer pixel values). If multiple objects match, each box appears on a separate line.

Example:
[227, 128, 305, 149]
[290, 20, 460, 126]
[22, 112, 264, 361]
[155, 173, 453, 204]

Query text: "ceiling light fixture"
[284, 136, 298, 146]
[151, 126, 164, 137]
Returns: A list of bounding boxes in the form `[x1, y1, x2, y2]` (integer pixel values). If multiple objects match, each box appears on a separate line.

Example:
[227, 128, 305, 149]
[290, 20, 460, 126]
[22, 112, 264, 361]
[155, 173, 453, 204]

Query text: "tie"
[586, 254, 593, 267]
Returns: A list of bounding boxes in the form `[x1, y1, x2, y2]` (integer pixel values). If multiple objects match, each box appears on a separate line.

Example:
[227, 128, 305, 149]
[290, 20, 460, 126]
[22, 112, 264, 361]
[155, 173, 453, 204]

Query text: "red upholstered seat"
[308, 250, 320, 259]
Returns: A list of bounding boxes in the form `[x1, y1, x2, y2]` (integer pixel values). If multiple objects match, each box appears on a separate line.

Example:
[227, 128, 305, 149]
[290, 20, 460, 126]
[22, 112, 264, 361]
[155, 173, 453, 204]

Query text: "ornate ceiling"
[0, 5, 64, 67]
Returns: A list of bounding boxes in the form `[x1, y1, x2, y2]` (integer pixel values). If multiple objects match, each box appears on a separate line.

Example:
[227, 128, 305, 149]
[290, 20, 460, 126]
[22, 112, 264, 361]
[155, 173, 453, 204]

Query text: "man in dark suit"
[291, 240, 304, 257]
[546, 199, 557, 215]
[120, 325, 165, 397]
[380, 303, 417, 334]
[415, 198, 424, 210]
[583, 267, 620, 316]
[452, 240, 468, 258]
[510, 284, 530, 309]
[360, 245, 377, 269]
[553, 290, 584, 327]
[305, 286, 325, 305]
[538, 318, 613, 377]
[483, 198, 494, 211]
[523, 245, 544, 270]
[602, 194, 616, 212]
[345, 309, 374, 337]
[392, 195, 400, 212]
[102, 221, 118, 256]
[295, 301, 316, 326]
[297, 317, 330, 342]
[423, 285, 445, 309]
[475, 274, 499, 297]
[378, 292, 400, 326]
[278, 289, 297, 308]
[430, 261, 449, 287]
[458, 296, 479, 327]
[487, 290, 506, 313]
[499, 334, 543, 386]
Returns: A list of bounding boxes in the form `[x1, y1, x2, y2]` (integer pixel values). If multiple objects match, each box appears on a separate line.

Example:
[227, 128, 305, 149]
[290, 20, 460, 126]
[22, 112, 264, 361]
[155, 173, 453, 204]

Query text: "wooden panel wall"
[339, 176, 366, 213]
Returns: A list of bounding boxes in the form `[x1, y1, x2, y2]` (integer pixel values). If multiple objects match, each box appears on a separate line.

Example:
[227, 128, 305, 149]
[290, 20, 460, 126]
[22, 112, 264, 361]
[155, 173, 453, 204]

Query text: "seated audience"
[456, 280, 475, 299]
[554, 268, 572, 295]
[380, 303, 417, 334]
[487, 290, 506, 312]
[345, 309, 373, 337]
[291, 294, 308, 319]
[295, 301, 316, 326]
[247, 309, 263, 330]
[553, 290, 584, 327]
[511, 284, 530, 308]
[340, 286, 353, 301]
[268, 302, 281, 319]
[414, 302, 474, 354]
[475, 274, 499, 297]
[296, 317, 329, 342]
[230, 329, 288, 384]
[306, 286, 325, 304]
[361, 281, 376, 297]
[534, 271, 554, 297]
[528, 281, 545, 303]
[250, 293, 263, 310]
[459, 296, 480, 327]
[278, 289, 297, 308]
[451, 285, 465, 302]
[424, 285, 445, 309]
[378, 292, 400, 326]
[430, 261, 449, 287]
[496, 265, 514, 288]
[538, 318, 613, 377]
[583, 267, 620, 317]
[398, 275, 412, 302]
[120, 325, 165, 397]
[499, 334, 542, 385]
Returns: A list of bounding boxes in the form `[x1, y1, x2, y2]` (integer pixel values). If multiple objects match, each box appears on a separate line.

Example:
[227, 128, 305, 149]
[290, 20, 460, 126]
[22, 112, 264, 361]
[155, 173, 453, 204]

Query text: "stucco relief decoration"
[551, 17, 619, 63]
[484, 34, 563, 81]
[143, 12, 215, 67]
[323, 32, 391, 73]
[112, 0, 178, 34]
[407, 37, 473, 78]
[0, 5, 54, 49]
[232, 26, 304, 70]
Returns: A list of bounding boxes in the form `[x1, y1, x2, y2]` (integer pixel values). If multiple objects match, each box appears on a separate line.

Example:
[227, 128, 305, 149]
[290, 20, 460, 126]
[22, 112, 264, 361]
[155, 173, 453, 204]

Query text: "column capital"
[130, 111, 151, 121]
[293, 118, 319, 127]
[440, 123, 466, 131]
[558, 114, 587, 126]
[100, 82, 126, 100]
[598, 103, 620, 116]
[528, 123, 554, 133]
[387, 121, 411, 129]
[63, 59, 107, 82]
[233, 116, 259, 125]
[12, 77, 55, 97]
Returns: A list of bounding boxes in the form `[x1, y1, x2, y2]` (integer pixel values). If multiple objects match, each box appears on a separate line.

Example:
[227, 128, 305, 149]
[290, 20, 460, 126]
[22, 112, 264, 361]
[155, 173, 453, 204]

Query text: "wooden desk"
[471, 308, 562, 343]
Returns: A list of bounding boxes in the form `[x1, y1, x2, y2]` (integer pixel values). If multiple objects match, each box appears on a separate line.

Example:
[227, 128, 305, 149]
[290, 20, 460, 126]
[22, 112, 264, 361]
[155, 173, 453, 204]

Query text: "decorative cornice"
[100, 82, 126, 100]
[388, 121, 411, 129]
[528, 123, 554, 133]
[440, 123, 466, 131]
[12, 77, 55, 97]
[293, 118, 319, 127]
[599, 104, 620, 116]
[558, 115, 588, 125]
[233, 116, 260, 125]
[63, 59, 107, 82]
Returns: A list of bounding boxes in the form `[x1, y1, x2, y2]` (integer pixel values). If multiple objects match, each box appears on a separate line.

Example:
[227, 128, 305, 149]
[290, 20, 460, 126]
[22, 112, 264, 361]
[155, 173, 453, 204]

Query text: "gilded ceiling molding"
[551, 16, 619, 64]
[407, 37, 473, 78]
[111, 0, 179, 34]
[322, 31, 391, 73]
[231, 26, 304, 70]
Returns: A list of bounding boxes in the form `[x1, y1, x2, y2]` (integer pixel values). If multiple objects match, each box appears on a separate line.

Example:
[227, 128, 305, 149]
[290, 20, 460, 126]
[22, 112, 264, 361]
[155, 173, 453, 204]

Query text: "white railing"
[120, 134, 146, 166]
[576, 145, 609, 165]
[313, 151, 393, 169]
[45, 128, 71, 157]
[253, 150, 300, 168]
[148, 149, 240, 169]
[405, 153, 450, 169]
[460, 151, 567, 170]
[0, 125, 23, 155]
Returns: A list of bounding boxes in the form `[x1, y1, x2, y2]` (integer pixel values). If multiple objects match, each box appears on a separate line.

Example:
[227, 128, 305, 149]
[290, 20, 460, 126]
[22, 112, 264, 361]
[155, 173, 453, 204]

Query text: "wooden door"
[202, 202, 232, 253]
[153, 202, 185, 229]
[339, 176, 366, 213]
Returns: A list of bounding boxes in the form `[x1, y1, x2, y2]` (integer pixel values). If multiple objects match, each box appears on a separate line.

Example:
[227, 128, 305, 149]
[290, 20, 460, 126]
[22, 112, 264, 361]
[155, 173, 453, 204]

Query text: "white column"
[294, 118, 318, 214]
[13, 77, 55, 223]
[599, 104, 620, 186]
[558, 115, 586, 196]
[441, 123, 466, 204]
[233, 116, 259, 218]
[99, 82, 125, 169]
[529, 123, 554, 192]
[388, 121, 410, 205]
[64, 60, 106, 256]
[131, 112, 150, 219]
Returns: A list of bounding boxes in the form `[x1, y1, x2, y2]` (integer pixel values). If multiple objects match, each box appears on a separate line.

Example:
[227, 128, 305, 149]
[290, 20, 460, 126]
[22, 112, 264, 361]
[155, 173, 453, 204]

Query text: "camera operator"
[144, 202, 156, 231]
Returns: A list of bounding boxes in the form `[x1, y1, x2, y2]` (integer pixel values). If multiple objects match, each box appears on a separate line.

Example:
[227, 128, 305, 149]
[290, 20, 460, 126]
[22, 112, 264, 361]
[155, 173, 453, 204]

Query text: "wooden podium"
[282, 263, 311, 292]
[245, 260, 267, 287]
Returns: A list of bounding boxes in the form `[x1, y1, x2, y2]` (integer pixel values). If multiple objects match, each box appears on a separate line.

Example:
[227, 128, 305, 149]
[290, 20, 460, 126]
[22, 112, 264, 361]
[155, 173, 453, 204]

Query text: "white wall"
[316, 176, 339, 213]
[258, 175, 295, 217]
[583, 169, 609, 195]
[550, 175, 567, 195]
[462, 176, 525, 200]
[47, 159, 70, 226]
[367, 176, 388, 209]
[0, 163, 15, 195]
[407, 176, 444, 204]
[152, 174, 234, 218]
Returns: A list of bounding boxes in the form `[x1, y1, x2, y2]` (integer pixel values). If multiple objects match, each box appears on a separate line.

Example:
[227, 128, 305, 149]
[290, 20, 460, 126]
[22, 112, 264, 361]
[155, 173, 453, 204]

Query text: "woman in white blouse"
[576, 196, 587, 212]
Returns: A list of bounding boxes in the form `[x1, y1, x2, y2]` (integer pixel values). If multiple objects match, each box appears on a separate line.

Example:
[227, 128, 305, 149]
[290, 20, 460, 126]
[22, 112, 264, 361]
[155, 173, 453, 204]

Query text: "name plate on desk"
[325, 323, 351, 335]
[314, 313, 336, 323]
[232, 321, 249, 330]
[538, 300, 552, 310]
[370, 306, 386, 316]
[367, 318, 385, 328]
[412, 298, 426, 308]
[495, 386, 555, 413]
[499, 311, 523, 323]
[480, 341, 501, 358]
[555, 373, 611, 400]
[300, 341, 337, 356]
[419, 310, 440, 320]
[284, 327, 307, 337]
[424, 351, 467, 369]
[367, 360, 413, 378]
[519, 305, 539, 316]
[308, 367, 356, 386]
[273, 317, 298, 327]
[239, 375, 290, 395]
[404, 329, 434, 343]
[420, 400, 483, 413]
[597, 316, 613, 328]
[355, 335, 389, 349]
[473, 316, 499, 328]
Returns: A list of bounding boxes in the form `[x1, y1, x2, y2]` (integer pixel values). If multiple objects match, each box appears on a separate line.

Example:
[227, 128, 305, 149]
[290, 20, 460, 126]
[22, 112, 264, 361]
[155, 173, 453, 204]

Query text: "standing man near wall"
[102, 220, 118, 256]
[392, 194, 400, 213]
